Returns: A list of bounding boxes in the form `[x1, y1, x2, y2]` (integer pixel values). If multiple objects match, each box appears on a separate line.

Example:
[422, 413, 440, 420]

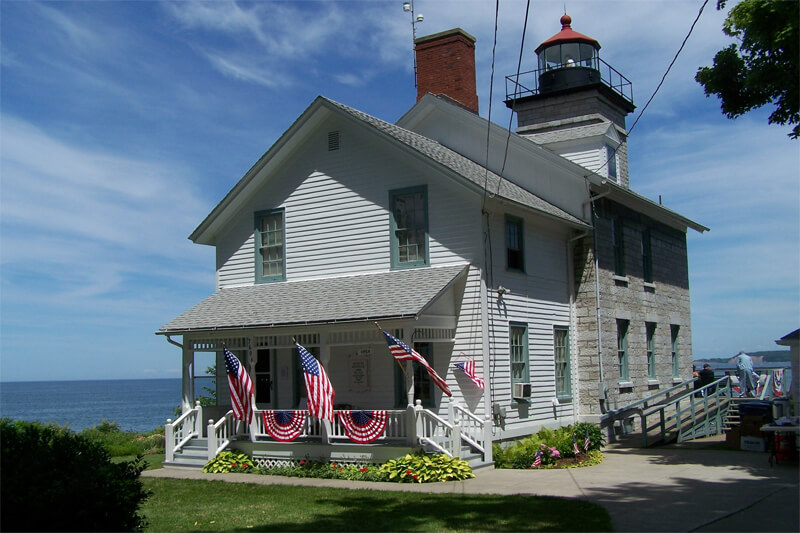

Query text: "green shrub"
[380, 452, 475, 483]
[494, 423, 605, 469]
[0, 419, 150, 532]
[78, 420, 165, 457]
[573, 422, 605, 452]
[203, 450, 255, 473]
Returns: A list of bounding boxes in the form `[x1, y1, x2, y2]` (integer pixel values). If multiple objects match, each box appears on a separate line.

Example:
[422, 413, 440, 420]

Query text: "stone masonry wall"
[573, 199, 693, 420]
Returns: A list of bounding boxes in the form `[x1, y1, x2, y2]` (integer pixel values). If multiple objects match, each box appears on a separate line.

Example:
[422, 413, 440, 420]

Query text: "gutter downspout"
[583, 190, 611, 415]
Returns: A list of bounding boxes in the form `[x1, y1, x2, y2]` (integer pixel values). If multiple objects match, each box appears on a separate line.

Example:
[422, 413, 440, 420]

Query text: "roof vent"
[328, 131, 340, 151]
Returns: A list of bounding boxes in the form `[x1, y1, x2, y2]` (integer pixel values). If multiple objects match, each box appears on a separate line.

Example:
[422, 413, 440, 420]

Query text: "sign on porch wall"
[348, 350, 371, 392]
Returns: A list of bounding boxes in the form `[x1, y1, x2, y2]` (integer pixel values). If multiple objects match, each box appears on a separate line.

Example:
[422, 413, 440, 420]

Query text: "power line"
[594, 0, 710, 177]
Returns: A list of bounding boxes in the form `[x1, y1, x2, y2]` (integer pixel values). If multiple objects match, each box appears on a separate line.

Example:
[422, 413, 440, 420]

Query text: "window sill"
[618, 381, 634, 388]
[647, 379, 660, 385]
[612, 275, 629, 286]
[555, 396, 572, 404]
[672, 377, 684, 385]
[643, 281, 656, 292]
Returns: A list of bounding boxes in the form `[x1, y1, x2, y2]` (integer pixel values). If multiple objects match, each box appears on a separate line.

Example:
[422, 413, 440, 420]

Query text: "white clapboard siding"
[215, 116, 483, 289]
[483, 206, 574, 428]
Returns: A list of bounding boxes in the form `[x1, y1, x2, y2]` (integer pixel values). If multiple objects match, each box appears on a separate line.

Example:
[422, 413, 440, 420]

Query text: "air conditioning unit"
[513, 382, 531, 399]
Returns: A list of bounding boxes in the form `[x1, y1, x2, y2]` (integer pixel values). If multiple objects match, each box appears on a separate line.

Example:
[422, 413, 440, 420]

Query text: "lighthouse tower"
[506, 14, 636, 188]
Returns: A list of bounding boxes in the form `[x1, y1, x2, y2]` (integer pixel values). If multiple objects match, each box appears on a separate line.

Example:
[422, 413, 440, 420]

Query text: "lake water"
[0, 378, 183, 433]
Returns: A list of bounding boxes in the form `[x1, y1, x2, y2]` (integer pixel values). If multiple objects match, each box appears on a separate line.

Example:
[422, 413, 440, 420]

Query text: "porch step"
[163, 438, 209, 470]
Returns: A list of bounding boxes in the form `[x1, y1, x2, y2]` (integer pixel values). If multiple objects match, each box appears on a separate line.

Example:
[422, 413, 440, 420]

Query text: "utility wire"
[497, 0, 532, 196]
[481, 0, 501, 209]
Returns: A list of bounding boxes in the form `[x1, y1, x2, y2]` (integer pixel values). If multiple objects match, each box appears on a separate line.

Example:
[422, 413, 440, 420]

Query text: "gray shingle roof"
[523, 122, 612, 145]
[323, 98, 587, 228]
[158, 265, 468, 334]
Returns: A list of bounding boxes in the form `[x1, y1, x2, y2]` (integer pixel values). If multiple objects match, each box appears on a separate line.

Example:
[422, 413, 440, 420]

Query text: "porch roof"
[157, 265, 468, 335]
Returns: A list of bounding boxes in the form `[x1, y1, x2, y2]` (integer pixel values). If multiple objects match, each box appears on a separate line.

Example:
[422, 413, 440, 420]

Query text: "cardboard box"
[725, 428, 741, 450]
[740, 436, 766, 452]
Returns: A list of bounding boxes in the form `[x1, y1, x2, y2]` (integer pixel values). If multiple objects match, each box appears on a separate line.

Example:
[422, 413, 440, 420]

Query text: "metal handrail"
[505, 57, 633, 103]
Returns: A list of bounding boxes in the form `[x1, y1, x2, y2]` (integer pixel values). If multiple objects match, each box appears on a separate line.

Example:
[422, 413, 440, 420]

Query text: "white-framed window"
[554, 327, 570, 398]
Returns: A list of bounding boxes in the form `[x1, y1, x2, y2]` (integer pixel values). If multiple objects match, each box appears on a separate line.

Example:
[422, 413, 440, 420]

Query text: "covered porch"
[157, 265, 493, 468]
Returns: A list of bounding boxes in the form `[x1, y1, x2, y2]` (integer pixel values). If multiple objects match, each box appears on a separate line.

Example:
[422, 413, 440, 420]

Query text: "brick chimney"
[414, 28, 478, 113]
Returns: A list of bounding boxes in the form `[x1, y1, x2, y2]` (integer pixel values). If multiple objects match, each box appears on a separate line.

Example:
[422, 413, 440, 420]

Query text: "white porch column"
[319, 335, 332, 443]
[403, 329, 415, 406]
[182, 342, 193, 412]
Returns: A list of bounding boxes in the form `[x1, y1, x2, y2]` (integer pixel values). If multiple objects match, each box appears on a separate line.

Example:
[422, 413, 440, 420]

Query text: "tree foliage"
[695, 0, 799, 138]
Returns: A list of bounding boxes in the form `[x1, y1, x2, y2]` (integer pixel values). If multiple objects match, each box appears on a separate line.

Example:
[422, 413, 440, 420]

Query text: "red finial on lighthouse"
[560, 13, 572, 29]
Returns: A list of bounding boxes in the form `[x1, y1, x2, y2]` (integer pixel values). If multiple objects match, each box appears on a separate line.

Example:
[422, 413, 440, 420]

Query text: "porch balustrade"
[167, 400, 490, 465]
[164, 401, 202, 462]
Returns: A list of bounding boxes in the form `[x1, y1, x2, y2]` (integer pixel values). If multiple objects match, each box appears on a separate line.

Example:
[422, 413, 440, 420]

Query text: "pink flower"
[552, 450, 560, 458]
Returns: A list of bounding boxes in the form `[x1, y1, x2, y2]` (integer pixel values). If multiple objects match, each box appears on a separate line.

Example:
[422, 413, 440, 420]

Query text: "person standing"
[736, 351, 756, 397]
[698, 364, 716, 394]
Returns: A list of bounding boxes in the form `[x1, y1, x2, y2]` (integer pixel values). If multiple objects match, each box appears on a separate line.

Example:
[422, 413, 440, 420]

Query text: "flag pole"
[375, 322, 407, 376]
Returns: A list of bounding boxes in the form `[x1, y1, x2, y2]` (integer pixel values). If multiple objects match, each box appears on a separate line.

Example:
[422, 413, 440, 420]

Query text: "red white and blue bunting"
[262, 410, 307, 442]
[337, 410, 388, 443]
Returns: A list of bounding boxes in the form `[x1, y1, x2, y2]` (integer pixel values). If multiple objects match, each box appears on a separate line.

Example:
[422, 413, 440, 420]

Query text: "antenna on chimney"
[402, 1, 424, 87]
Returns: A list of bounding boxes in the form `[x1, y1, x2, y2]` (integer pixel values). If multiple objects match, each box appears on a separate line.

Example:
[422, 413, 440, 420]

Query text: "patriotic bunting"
[454, 357, 485, 389]
[224, 347, 254, 424]
[297, 343, 335, 422]
[584, 428, 591, 452]
[381, 330, 452, 397]
[262, 410, 306, 442]
[337, 410, 388, 443]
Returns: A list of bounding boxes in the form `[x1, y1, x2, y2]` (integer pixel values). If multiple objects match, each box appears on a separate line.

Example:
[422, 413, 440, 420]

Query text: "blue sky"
[1, 0, 797, 382]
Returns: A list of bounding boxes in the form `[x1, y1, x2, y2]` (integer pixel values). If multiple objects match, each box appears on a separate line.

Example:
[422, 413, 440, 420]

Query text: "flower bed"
[493, 422, 605, 470]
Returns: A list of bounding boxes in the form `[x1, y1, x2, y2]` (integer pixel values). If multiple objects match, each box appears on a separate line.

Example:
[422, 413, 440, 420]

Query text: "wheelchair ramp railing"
[601, 377, 736, 447]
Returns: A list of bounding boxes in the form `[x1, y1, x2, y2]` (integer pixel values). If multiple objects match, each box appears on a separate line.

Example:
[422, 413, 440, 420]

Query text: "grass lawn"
[141, 478, 612, 532]
[112, 452, 165, 470]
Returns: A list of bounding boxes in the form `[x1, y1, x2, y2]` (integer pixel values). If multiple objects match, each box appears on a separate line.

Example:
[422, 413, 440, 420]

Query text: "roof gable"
[191, 96, 587, 245]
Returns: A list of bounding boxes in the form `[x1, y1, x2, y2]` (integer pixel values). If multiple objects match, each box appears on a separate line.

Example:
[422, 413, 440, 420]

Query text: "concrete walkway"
[144, 436, 799, 532]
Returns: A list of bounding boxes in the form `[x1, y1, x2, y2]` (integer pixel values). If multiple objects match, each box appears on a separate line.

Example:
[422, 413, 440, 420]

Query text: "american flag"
[297, 343, 335, 421]
[454, 357, 485, 389]
[531, 450, 542, 468]
[224, 347, 254, 424]
[584, 428, 591, 452]
[381, 330, 451, 397]
[573, 434, 580, 455]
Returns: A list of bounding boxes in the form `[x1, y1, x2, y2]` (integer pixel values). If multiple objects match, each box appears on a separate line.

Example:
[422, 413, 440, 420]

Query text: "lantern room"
[535, 14, 601, 94]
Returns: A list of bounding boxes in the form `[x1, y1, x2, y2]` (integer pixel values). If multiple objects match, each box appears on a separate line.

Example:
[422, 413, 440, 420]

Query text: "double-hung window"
[510, 323, 529, 387]
[554, 327, 570, 398]
[505, 215, 525, 272]
[255, 209, 285, 283]
[390, 186, 429, 269]
[617, 319, 629, 382]
[671, 325, 680, 378]
[646, 322, 656, 380]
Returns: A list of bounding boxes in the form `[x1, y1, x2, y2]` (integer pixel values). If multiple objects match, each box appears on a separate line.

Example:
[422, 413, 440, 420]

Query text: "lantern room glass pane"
[562, 43, 580, 66]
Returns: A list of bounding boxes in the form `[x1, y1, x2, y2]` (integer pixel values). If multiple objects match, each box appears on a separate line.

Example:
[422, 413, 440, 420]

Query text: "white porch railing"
[416, 404, 460, 457]
[451, 401, 487, 455]
[207, 410, 238, 461]
[164, 401, 203, 462]
[190, 402, 490, 463]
